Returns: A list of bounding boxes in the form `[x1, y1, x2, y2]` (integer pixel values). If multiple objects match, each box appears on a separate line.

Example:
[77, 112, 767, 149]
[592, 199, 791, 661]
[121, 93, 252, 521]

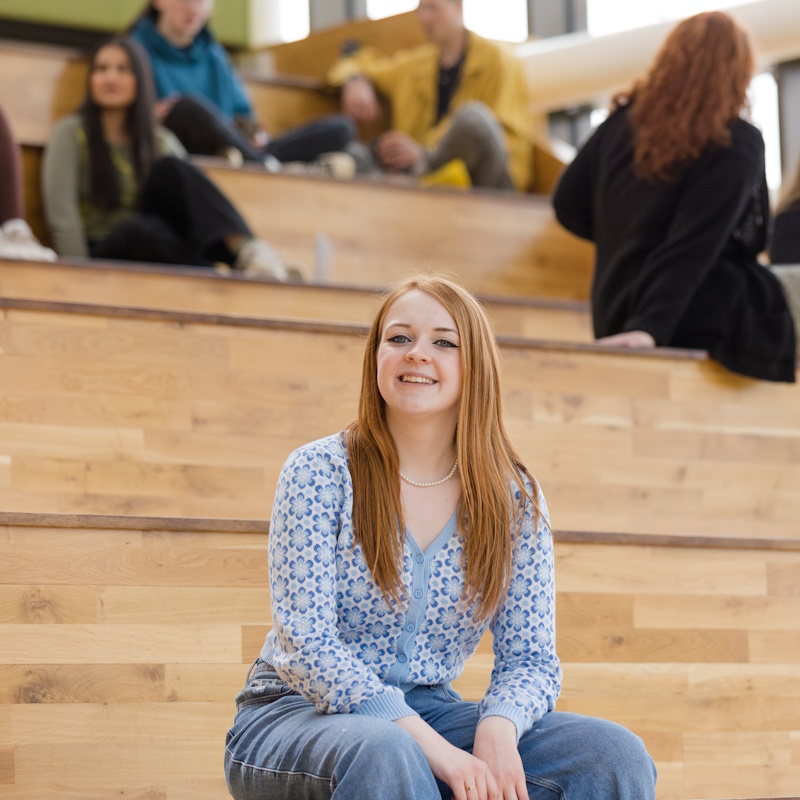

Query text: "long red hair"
[613, 11, 754, 184]
[346, 275, 542, 623]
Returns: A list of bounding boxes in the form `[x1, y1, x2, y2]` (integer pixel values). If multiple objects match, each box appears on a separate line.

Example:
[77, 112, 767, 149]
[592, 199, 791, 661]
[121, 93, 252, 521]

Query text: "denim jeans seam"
[523, 772, 565, 797]
[226, 748, 333, 784]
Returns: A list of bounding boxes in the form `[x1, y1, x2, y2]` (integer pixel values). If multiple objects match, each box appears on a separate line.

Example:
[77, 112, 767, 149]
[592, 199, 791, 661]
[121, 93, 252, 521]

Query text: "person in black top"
[553, 11, 796, 383]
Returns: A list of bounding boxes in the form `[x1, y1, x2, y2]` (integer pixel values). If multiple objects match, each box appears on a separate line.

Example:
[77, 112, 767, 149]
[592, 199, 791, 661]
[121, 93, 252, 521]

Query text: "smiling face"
[153, 0, 214, 47]
[90, 45, 138, 110]
[376, 289, 463, 425]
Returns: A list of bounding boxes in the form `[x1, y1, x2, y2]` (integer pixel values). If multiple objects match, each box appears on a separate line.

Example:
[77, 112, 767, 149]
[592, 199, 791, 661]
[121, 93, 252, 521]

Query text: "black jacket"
[553, 107, 796, 383]
[771, 202, 800, 264]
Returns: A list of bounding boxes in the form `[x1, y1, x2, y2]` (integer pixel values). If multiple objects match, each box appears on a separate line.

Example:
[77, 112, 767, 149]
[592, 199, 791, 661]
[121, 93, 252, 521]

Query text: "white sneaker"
[281, 152, 357, 181]
[0, 219, 57, 262]
[233, 238, 291, 281]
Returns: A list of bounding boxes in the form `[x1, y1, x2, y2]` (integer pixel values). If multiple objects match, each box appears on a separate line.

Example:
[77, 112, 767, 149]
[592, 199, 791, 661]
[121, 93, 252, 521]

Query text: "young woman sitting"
[224, 274, 657, 800]
[43, 37, 294, 280]
[553, 12, 796, 383]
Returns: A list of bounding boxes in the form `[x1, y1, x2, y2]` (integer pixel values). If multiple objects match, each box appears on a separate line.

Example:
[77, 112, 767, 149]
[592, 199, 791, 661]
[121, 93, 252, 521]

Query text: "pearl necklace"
[399, 458, 458, 488]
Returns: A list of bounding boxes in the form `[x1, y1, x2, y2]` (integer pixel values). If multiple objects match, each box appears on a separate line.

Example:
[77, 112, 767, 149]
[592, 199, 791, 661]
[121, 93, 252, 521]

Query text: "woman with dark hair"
[129, 0, 357, 173]
[553, 11, 796, 382]
[224, 274, 657, 800]
[42, 37, 293, 279]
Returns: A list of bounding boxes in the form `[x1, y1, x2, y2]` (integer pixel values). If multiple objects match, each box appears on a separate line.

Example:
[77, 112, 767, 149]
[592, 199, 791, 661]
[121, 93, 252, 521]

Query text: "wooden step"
[199, 159, 593, 299]
[0, 259, 593, 342]
[0, 298, 797, 538]
[20, 140, 592, 299]
[1, 511, 799, 799]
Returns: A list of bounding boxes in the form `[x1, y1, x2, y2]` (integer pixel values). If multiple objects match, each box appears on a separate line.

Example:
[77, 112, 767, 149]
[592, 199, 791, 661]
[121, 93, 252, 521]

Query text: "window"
[367, 0, 418, 19]
[279, 0, 310, 42]
[587, 0, 752, 37]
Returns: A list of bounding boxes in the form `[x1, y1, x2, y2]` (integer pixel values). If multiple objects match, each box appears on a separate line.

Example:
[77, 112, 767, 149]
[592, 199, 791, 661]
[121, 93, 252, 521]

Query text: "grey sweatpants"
[348, 101, 514, 190]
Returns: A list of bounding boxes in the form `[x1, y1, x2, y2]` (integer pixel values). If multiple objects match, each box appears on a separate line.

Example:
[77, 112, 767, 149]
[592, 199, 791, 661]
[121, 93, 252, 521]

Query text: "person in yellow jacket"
[327, 0, 532, 191]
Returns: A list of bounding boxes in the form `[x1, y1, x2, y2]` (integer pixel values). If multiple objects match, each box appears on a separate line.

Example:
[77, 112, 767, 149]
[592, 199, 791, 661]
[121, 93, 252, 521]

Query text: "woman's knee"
[520, 713, 656, 799]
[334, 722, 430, 780]
[566, 716, 656, 797]
[225, 708, 437, 799]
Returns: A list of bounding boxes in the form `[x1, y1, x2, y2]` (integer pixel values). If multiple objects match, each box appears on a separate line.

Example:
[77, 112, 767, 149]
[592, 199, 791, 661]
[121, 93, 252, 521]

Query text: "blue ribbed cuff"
[352, 689, 418, 721]
[478, 702, 532, 744]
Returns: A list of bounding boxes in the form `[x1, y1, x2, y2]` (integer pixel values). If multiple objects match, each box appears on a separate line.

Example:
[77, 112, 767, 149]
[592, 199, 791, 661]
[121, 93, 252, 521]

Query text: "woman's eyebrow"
[384, 322, 459, 334]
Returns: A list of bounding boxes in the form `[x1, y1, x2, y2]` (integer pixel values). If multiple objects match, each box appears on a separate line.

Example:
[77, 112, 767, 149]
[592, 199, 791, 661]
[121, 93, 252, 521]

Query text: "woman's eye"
[435, 339, 458, 348]
[387, 334, 411, 343]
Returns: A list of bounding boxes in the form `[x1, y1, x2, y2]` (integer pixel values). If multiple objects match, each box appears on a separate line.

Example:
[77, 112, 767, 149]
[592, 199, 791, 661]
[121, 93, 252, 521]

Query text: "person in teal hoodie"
[130, 0, 357, 168]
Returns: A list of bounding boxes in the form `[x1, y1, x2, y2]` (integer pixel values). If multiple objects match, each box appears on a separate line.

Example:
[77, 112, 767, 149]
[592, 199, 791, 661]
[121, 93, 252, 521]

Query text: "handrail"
[516, 0, 800, 113]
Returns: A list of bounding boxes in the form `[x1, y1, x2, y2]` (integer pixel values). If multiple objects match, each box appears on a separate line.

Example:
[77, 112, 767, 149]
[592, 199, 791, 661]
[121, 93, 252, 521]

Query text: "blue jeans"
[225, 660, 656, 799]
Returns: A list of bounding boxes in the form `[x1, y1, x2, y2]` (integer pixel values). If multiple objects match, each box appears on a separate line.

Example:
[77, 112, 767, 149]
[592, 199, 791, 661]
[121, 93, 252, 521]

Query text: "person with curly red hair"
[553, 11, 796, 383]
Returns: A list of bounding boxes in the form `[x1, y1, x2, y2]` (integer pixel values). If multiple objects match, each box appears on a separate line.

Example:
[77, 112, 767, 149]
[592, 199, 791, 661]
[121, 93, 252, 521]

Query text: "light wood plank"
[97, 586, 270, 625]
[1, 624, 241, 665]
[682, 732, 793, 765]
[0, 664, 166, 705]
[10, 702, 232, 745]
[635, 594, 800, 630]
[0, 586, 96, 624]
[682, 763, 800, 799]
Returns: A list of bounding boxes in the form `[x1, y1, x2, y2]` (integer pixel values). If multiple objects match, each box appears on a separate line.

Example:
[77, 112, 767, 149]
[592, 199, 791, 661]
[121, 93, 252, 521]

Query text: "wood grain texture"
[0, 260, 593, 342]
[0, 305, 798, 537]
[200, 161, 594, 299]
[3, 521, 799, 800]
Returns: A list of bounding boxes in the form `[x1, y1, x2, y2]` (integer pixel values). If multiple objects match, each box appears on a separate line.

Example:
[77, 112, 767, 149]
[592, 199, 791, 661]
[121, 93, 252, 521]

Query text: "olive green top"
[42, 114, 185, 257]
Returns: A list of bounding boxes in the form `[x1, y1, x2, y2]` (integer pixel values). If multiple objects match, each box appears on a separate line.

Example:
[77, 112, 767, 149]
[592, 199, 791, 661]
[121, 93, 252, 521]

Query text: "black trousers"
[164, 95, 356, 164]
[90, 156, 251, 267]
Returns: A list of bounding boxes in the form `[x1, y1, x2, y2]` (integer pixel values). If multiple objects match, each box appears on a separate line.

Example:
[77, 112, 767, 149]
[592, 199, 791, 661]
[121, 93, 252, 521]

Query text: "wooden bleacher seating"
[1, 297, 797, 538]
[192, 161, 595, 299]
[2, 511, 799, 799]
[4, 38, 581, 284]
[3, 19, 800, 800]
[0, 259, 594, 342]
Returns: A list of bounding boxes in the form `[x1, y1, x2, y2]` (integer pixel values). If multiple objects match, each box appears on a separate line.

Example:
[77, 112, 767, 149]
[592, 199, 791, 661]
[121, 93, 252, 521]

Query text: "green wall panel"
[0, 0, 252, 47]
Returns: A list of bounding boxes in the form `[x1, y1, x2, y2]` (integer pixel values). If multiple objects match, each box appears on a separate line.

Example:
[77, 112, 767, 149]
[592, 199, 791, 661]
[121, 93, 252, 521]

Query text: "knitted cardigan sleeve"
[479, 481, 562, 741]
[267, 440, 417, 720]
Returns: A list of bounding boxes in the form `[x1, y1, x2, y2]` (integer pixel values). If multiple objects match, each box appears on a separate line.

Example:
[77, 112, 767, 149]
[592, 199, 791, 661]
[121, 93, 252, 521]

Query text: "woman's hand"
[395, 715, 499, 800]
[596, 330, 656, 348]
[473, 717, 529, 800]
[341, 76, 382, 124]
[154, 96, 178, 121]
